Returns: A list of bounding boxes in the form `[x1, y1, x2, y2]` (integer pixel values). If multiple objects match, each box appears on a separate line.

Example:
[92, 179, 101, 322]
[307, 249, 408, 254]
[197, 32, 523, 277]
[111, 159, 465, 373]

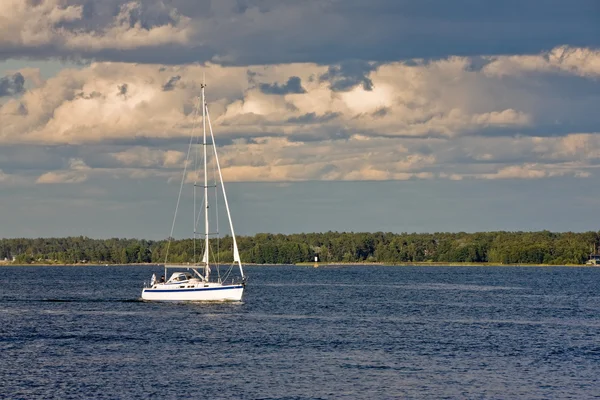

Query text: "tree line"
[0, 231, 598, 265]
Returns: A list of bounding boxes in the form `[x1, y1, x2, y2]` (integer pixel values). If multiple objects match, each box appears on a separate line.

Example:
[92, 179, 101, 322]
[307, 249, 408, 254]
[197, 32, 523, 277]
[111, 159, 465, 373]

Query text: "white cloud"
[483, 46, 600, 78]
[0, 169, 15, 183]
[0, 58, 538, 146]
[1, 46, 600, 183]
[112, 147, 186, 168]
[36, 158, 90, 184]
[0, 0, 192, 54]
[487, 164, 547, 179]
[471, 109, 531, 127]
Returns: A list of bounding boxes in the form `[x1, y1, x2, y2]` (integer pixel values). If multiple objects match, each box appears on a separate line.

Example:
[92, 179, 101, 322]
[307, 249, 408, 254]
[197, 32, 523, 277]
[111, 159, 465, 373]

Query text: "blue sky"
[1, 0, 599, 239]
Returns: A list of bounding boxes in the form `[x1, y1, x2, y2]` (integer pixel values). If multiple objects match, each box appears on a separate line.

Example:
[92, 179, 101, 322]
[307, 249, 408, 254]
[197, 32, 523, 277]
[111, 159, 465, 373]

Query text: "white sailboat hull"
[141, 284, 244, 302]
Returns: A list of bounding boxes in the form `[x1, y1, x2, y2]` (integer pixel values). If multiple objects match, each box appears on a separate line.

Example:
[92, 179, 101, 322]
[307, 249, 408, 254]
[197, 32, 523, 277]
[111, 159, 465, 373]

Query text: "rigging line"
[221, 264, 234, 283]
[194, 195, 206, 238]
[164, 97, 201, 266]
[207, 240, 220, 283]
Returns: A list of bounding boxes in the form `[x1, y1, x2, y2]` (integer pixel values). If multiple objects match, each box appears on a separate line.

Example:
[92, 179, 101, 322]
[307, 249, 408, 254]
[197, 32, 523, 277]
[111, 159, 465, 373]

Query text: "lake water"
[1, 265, 600, 399]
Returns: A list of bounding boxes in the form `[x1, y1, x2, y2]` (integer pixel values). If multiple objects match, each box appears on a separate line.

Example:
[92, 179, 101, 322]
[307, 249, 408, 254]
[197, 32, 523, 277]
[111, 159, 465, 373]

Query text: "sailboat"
[141, 82, 246, 301]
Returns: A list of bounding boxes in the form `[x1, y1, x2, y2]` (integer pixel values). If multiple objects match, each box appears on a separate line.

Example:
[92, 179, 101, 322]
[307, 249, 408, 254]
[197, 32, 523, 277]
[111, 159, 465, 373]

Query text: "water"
[2, 265, 600, 399]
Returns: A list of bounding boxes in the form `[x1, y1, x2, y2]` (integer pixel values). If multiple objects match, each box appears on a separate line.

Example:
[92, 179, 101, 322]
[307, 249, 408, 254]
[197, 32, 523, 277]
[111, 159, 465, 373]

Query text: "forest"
[0, 231, 598, 265]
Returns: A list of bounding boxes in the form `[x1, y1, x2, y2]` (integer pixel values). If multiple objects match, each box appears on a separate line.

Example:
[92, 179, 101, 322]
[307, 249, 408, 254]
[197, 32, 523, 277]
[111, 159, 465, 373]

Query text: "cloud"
[0, 0, 193, 61]
[111, 146, 185, 168]
[162, 75, 181, 91]
[2, 1, 599, 65]
[286, 112, 340, 124]
[0, 52, 570, 149]
[0, 168, 26, 185]
[485, 164, 548, 179]
[118, 83, 128, 96]
[259, 76, 306, 95]
[483, 46, 600, 78]
[171, 0, 600, 66]
[36, 158, 90, 184]
[471, 109, 531, 127]
[320, 60, 378, 91]
[0, 72, 25, 97]
[1, 46, 600, 184]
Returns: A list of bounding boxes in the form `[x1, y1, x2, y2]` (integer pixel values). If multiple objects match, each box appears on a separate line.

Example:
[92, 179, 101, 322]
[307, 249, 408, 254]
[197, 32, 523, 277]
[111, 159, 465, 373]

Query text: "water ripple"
[1, 264, 599, 399]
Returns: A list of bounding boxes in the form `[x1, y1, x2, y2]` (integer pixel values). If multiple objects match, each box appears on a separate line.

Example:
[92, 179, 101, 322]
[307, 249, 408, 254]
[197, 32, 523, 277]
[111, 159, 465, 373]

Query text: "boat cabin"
[167, 272, 194, 282]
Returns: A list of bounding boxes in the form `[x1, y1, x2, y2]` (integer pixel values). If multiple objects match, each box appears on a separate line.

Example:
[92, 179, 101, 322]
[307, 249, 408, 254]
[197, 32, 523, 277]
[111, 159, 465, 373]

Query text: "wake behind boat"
[142, 82, 246, 302]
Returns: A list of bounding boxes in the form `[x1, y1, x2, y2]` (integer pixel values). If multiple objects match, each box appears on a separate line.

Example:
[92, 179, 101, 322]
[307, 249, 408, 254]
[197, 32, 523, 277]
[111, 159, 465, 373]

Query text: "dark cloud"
[465, 56, 495, 72]
[6, 0, 598, 65]
[118, 83, 128, 96]
[288, 128, 352, 143]
[0, 101, 28, 116]
[61, 0, 184, 33]
[206, 0, 600, 65]
[98, 131, 278, 148]
[162, 76, 181, 91]
[372, 108, 389, 118]
[74, 91, 103, 100]
[246, 70, 258, 84]
[0, 73, 25, 97]
[259, 76, 306, 95]
[1, 0, 196, 64]
[320, 61, 378, 92]
[286, 112, 340, 124]
[474, 74, 600, 138]
[16, 103, 28, 116]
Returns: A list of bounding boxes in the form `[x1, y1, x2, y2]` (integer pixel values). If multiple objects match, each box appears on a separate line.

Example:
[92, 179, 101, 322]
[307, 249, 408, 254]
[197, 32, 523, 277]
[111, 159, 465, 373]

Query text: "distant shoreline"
[296, 261, 592, 267]
[1, 261, 595, 267]
[2, 232, 596, 267]
[0, 262, 162, 267]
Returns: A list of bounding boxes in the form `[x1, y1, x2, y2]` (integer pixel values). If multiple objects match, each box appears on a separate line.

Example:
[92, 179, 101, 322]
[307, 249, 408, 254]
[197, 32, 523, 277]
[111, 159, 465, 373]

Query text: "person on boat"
[160, 275, 165, 283]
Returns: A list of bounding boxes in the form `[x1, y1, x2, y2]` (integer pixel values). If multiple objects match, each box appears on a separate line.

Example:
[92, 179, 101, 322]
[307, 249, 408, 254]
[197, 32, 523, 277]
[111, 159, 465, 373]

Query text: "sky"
[1, 0, 600, 239]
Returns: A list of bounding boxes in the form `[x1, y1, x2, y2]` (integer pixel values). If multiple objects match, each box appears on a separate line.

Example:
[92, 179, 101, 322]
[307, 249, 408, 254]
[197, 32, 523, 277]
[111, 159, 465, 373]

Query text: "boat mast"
[202, 82, 210, 281]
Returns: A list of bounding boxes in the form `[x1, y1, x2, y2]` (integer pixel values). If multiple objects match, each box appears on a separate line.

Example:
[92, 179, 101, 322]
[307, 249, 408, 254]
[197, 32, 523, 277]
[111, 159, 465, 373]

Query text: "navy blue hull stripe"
[143, 285, 243, 293]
